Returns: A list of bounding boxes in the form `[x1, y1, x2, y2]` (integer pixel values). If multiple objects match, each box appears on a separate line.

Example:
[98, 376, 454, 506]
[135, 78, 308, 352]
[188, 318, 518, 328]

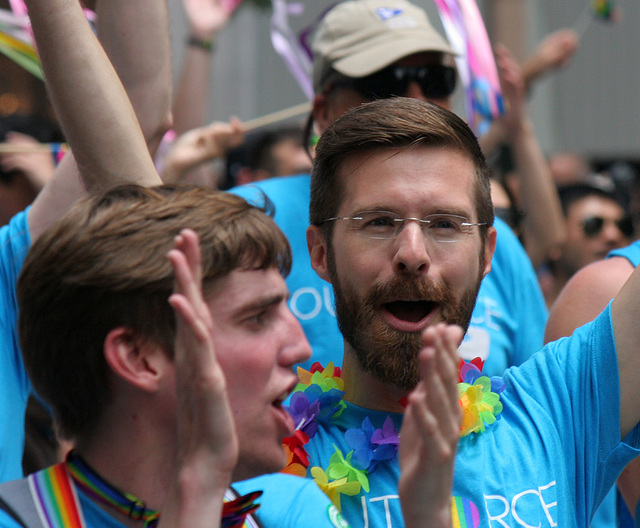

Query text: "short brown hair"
[309, 97, 494, 236]
[18, 184, 291, 440]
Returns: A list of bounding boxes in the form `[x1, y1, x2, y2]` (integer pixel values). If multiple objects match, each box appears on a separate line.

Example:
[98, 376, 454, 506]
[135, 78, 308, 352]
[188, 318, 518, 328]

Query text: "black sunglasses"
[582, 216, 635, 238]
[332, 64, 457, 101]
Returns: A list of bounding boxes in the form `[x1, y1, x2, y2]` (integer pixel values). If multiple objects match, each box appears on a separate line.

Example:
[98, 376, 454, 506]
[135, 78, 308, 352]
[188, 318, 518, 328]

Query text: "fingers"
[196, 120, 246, 158]
[495, 45, 524, 95]
[177, 228, 203, 286]
[167, 229, 212, 352]
[539, 29, 579, 68]
[167, 228, 225, 400]
[5, 132, 39, 145]
[229, 116, 245, 148]
[398, 324, 462, 527]
[401, 323, 463, 458]
[0, 140, 55, 190]
[166, 229, 239, 489]
[416, 324, 463, 439]
[169, 230, 204, 307]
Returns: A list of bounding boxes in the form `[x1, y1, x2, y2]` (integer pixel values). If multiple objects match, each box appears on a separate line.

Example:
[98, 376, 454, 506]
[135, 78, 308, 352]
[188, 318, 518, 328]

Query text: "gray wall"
[540, 0, 639, 160]
[168, 0, 639, 162]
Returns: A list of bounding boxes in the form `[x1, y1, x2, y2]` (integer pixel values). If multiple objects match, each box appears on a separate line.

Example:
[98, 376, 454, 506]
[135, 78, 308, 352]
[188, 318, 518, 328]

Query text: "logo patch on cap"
[376, 7, 404, 20]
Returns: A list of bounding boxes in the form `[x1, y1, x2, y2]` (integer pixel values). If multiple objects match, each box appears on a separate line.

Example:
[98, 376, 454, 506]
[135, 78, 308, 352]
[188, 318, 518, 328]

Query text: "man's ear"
[307, 225, 331, 283]
[312, 93, 331, 134]
[482, 226, 498, 278]
[103, 328, 168, 393]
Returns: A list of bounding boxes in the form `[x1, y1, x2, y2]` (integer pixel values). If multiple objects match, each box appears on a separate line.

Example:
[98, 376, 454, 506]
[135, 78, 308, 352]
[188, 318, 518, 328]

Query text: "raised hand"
[182, 0, 234, 40]
[0, 132, 55, 191]
[161, 118, 244, 183]
[521, 29, 579, 90]
[495, 43, 527, 135]
[398, 323, 463, 528]
[163, 229, 238, 528]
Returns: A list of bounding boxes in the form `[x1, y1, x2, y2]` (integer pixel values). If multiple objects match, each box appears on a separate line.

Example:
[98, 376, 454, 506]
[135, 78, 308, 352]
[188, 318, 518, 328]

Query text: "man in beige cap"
[310, 0, 457, 125]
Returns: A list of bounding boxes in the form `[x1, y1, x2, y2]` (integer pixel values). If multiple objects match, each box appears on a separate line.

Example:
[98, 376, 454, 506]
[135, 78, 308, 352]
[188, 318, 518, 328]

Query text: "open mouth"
[272, 381, 297, 409]
[273, 392, 288, 409]
[384, 300, 436, 323]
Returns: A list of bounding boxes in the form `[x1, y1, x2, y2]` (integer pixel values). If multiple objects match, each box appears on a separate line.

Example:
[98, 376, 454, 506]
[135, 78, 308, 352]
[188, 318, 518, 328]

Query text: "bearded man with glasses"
[231, 0, 548, 379]
[233, 93, 640, 528]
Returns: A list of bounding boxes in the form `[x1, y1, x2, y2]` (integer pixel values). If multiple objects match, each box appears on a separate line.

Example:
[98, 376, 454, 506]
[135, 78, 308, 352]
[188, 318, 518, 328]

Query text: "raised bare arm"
[25, 0, 167, 240]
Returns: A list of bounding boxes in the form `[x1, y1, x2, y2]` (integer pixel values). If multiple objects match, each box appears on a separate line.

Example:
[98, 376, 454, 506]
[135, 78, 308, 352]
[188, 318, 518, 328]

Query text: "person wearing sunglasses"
[231, 0, 549, 382]
[539, 175, 635, 308]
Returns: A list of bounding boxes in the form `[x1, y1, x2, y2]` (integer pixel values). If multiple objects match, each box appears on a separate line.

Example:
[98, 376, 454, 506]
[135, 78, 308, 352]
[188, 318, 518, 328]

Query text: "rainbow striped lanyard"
[28, 463, 86, 528]
[28, 453, 159, 528]
[27, 453, 262, 528]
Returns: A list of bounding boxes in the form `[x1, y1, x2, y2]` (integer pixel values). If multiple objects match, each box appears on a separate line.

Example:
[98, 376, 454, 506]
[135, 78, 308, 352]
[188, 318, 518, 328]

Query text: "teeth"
[274, 392, 289, 406]
[273, 381, 296, 406]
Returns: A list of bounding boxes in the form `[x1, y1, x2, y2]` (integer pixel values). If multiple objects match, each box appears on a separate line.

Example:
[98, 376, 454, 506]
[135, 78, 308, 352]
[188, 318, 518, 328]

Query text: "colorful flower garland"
[281, 359, 505, 510]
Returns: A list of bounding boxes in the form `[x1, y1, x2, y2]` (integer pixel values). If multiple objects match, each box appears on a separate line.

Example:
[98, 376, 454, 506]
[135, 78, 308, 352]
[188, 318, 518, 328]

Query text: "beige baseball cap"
[312, 0, 455, 91]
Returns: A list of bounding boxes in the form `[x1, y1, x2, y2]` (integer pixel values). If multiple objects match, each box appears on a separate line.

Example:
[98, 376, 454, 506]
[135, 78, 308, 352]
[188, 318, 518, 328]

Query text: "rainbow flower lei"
[281, 359, 505, 510]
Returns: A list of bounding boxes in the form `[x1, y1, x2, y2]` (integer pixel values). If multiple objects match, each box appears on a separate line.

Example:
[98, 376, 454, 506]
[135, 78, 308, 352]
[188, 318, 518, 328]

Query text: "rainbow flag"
[433, 0, 504, 135]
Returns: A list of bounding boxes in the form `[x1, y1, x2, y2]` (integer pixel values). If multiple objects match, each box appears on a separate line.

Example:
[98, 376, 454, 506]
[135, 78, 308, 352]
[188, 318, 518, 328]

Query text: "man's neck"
[73, 397, 176, 527]
[341, 348, 409, 414]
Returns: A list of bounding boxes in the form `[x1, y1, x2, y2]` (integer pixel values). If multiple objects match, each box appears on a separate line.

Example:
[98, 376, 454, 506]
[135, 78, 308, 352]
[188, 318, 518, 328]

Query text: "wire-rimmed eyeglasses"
[321, 211, 487, 243]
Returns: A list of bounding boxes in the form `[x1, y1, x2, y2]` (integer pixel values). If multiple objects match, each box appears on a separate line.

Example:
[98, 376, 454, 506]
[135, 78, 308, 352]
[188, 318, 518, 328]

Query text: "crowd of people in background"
[0, 0, 640, 527]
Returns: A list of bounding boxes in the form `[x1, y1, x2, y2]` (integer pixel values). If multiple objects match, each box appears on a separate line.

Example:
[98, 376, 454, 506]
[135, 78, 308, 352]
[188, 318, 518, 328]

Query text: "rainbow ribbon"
[0, 25, 43, 79]
[1, 1, 95, 79]
[28, 464, 86, 528]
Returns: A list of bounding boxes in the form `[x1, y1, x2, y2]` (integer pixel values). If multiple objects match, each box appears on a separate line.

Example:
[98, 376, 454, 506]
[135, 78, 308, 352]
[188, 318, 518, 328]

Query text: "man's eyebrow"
[351, 206, 472, 217]
[234, 292, 289, 317]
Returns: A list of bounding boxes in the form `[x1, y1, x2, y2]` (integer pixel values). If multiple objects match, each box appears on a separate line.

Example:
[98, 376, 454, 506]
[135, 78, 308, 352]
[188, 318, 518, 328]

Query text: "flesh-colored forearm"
[24, 0, 158, 194]
[510, 120, 566, 267]
[97, 0, 173, 154]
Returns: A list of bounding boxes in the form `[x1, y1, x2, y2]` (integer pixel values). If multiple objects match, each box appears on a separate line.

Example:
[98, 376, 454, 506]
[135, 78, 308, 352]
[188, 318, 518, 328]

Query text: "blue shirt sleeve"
[506, 305, 640, 519]
[234, 473, 351, 528]
[0, 209, 33, 482]
[607, 239, 640, 267]
[0, 507, 23, 528]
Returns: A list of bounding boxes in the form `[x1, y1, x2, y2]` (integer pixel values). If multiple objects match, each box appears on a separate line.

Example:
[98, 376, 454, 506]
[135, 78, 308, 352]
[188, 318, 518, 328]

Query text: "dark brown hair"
[18, 184, 291, 440]
[309, 97, 494, 236]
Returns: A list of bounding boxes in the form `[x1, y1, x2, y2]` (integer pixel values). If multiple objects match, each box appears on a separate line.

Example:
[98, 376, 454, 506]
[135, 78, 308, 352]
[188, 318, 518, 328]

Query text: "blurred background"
[1, 0, 638, 168]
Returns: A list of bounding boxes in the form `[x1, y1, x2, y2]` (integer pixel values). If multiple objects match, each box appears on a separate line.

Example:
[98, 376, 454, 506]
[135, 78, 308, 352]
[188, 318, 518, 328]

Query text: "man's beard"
[328, 253, 483, 391]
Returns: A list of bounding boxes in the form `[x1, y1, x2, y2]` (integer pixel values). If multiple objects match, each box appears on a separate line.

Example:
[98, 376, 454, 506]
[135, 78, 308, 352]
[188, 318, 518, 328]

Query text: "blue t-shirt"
[0, 210, 32, 483]
[240, 307, 639, 528]
[231, 174, 548, 376]
[0, 482, 127, 528]
[235, 473, 350, 528]
[601, 239, 640, 528]
[608, 240, 640, 267]
[0, 472, 349, 528]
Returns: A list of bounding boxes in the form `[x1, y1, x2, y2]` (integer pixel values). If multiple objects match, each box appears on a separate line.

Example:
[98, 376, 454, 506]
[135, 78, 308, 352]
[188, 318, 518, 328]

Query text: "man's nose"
[392, 220, 431, 274]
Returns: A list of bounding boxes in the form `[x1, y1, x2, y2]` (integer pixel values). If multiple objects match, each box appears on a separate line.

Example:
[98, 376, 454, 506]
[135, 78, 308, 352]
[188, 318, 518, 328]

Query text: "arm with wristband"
[173, 0, 234, 136]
